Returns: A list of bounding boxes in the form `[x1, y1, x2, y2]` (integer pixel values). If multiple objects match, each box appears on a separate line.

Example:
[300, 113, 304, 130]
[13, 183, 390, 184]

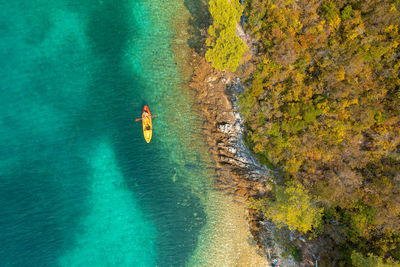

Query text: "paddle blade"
[135, 118, 142, 122]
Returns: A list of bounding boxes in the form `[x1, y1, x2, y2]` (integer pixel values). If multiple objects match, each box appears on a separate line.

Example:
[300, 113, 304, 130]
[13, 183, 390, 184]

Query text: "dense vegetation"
[249, 181, 323, 233]
[205, 0, 248, 71]
[236, 0, 400, 265]
[351, 251, 400, 267]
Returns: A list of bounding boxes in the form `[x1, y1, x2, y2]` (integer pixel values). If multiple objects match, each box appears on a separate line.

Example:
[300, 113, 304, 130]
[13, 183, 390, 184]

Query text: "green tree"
[205, 0, 248, 71]
[351, 251, 400, 267]
[321, 2, 339, 22]
[249, 182, 323, 234]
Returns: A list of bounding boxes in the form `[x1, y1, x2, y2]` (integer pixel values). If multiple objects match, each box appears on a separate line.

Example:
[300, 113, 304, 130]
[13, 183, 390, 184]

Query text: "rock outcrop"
[188, 53, 273, 254]
[189, 54, 271, 194]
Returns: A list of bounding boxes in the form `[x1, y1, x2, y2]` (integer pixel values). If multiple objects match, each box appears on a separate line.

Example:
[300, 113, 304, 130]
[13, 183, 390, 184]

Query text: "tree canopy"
[351, 251, 400, 267]
[205, 0, 248, 71]
[241, 0, 400, 264]
[249, 182, 323, 234]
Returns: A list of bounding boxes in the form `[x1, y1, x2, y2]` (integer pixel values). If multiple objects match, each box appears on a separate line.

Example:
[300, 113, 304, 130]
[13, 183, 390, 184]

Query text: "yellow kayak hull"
[142, 105, 152, 143]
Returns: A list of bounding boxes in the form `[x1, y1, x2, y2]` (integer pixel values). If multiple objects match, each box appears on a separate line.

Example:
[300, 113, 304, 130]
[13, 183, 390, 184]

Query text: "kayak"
[142, 105, 152, 143]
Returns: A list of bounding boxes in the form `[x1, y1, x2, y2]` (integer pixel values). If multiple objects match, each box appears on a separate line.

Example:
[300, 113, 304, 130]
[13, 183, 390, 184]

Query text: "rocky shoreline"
[189, 55, 269, 187]
[187, 51, 281, 260]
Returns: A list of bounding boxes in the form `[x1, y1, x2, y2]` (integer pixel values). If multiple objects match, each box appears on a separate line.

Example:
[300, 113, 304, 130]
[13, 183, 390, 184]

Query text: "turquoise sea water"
[0, 0, 215, 266]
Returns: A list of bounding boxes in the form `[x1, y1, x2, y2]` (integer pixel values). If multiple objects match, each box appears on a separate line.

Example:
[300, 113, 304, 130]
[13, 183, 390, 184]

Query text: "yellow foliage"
[206, 0, 247, 71]
[329, 15, 341, 29]
[250, 182, 323, 234]
[254, 143, 263, 153]
[336, 68, 345, 81]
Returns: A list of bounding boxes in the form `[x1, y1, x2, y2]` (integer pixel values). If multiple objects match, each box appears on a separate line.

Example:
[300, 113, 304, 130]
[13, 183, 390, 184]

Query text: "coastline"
[181, 13, 300, 266]
[188, 51, 272, 252]
[170, 1, 270, 265]
[186, 45, 301, 267]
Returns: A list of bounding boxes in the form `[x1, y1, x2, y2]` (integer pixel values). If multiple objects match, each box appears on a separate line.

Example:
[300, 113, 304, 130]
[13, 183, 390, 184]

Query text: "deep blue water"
[0, 0, 213, 266]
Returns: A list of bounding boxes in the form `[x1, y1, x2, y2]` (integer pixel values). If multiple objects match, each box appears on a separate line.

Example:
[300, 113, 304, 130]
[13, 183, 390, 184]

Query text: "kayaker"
[139, 105, 152, 143]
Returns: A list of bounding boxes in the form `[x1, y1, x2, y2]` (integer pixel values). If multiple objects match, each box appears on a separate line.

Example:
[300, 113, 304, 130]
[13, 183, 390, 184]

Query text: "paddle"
[135, 115, 157, 122]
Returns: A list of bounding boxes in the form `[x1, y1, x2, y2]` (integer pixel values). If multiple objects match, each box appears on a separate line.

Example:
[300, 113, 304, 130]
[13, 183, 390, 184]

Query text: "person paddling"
[142, 111, 151, 130]
[136, 105, 153, 143]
